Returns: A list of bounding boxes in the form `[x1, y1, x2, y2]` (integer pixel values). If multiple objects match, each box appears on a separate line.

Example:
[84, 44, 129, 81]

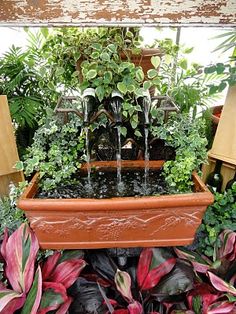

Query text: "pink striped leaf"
[0, 228, 8, 261]
[170, 311, 194, 314]
[3, 223, 39, 293]
[41, 251, 61, 281]
[37, 282, 68, 314]
[55, 296, 73, 314]
[208, 301, 235, 313]
[0, 286, 25, 314]
[114, 269, 133, 303]
[208, 271, 236, 295]
[46, 259, 86, 289]
[128, 301, 143, 314]
[137, 248, 176, 290]
[187, 283, 219, 314]
[137, 248, 153, 289]
[175, 248, 211, 273]
[216, 230, 236, 261]
[113, 310, 129, 314]
[21, 265, 42, 314]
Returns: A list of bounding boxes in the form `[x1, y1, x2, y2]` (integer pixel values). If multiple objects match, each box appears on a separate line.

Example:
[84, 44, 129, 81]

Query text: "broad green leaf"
[134, 130, 142, 137]
[143, 80, 152, 90]
[101, 52, 110, 62]
[86, 69, 97, 80]
[104, 71, 113, 84]
[91, 52, 99, 59]
[120, 127, 127, 137]
[127, 84, 135, 93]
[117, 82, 127, 94]
[179, 59, 188, 70]
[91, 43, 102, 51]
[55, 67, 65, 76]
[95, 86, 105, 102]
[15, 161, 24, 171]
[164, 54, 172, 65]
[147, 69, 158, 79]
[107, 44, 117, 53]
[151, 56, 161, 69]
[136, 68, 144, 82]
[131, 120, 138, 129]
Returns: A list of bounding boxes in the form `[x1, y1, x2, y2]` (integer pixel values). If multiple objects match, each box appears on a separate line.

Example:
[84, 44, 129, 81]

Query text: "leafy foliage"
[197, 185, 236, 257]
[0, 182, 26, 235]
[0, 223, 86, 314]
[16, 113, 85, 191]
[0, 29, 60, 156]
[151, 113, 208, 192]
[147, 37, 222, 119]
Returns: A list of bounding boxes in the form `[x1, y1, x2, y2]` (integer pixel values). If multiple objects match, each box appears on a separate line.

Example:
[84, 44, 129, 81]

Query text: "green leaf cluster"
[20, 115, 86, 191]
[197, 185, 236, 257]
[0, 182, 27, 235]
[151, 113, 208, 193]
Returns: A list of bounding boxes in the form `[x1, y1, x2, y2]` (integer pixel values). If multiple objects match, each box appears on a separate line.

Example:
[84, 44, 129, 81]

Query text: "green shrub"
[197, 185, 236, 257]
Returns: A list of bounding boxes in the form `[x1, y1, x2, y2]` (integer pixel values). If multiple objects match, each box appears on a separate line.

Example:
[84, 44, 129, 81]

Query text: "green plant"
[147, 37, 222, 119]
[0, 182, 27, 235]
[16, 113, 86, 191]
[203, 29, 236, 94]
[197, 185, 236, 257]
[151, 113, 208, 192]
[42, 27, 142, 93]
[0, 223, 86, 313]
[0, 29, 59, 156]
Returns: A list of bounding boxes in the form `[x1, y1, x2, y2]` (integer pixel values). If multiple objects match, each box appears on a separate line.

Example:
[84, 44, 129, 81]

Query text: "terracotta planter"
[120, 48, 161, 75]
[211, 105, 223, 125]
[18, 160, 213, 250]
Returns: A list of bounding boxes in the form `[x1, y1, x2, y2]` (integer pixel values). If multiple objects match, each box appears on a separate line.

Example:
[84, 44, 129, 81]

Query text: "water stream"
[144, 127, 150, 194]
[116, 125, 124, 194]
[85, 126, 92, 189]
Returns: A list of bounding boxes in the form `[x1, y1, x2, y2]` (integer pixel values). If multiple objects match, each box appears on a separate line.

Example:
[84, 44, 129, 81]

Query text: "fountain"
[137, 92, 151, 194]
[18, 94, 214, 249]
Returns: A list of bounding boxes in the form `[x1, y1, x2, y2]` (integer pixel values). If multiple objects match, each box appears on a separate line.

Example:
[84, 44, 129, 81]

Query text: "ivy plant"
[16, 113, 86, 191]
[197, 185, 236, 258]
[0, 182, 27, 235]
[151, 113, 208, 193]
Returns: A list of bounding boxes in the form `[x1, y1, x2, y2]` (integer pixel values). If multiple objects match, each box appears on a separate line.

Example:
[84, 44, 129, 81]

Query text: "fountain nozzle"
[82, 88, 97, 126]
[110, 91, 123, 126]
[137, 92, 151, 128]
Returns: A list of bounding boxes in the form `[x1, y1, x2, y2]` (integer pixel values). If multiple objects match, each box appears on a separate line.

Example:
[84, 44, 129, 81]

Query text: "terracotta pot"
[211, 105, 223, 125]
[120, 48, 161, 75]
[18, 160, 213, 250]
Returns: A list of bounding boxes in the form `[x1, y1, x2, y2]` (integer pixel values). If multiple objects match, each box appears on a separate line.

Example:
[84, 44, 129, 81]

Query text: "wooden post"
[202, 85, 236, 191]
[209, 85, 236, 165]
[0, 95, 24, 196]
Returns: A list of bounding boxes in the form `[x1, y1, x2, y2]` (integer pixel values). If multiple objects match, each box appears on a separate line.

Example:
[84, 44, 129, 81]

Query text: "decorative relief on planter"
[18, 161, 214, 250]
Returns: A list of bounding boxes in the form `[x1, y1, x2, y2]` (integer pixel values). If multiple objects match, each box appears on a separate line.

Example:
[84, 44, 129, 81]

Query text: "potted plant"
[17, 106, 213, 249]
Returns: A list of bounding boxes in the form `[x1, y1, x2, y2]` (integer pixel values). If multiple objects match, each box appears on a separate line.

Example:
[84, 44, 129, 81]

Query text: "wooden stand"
[202, 85, 236, 191]
[202, 157, 235, 192]
[0, 95, 24, 196]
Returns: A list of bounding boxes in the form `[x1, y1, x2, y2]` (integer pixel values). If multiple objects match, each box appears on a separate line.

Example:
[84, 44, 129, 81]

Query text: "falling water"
[116, 125, 123, 194]
[144, 127, 150, 194]
[85, 127, 92, 189]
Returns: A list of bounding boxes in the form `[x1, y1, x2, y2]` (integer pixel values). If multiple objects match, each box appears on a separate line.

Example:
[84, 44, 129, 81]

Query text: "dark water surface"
[37, 170, 168, 199]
